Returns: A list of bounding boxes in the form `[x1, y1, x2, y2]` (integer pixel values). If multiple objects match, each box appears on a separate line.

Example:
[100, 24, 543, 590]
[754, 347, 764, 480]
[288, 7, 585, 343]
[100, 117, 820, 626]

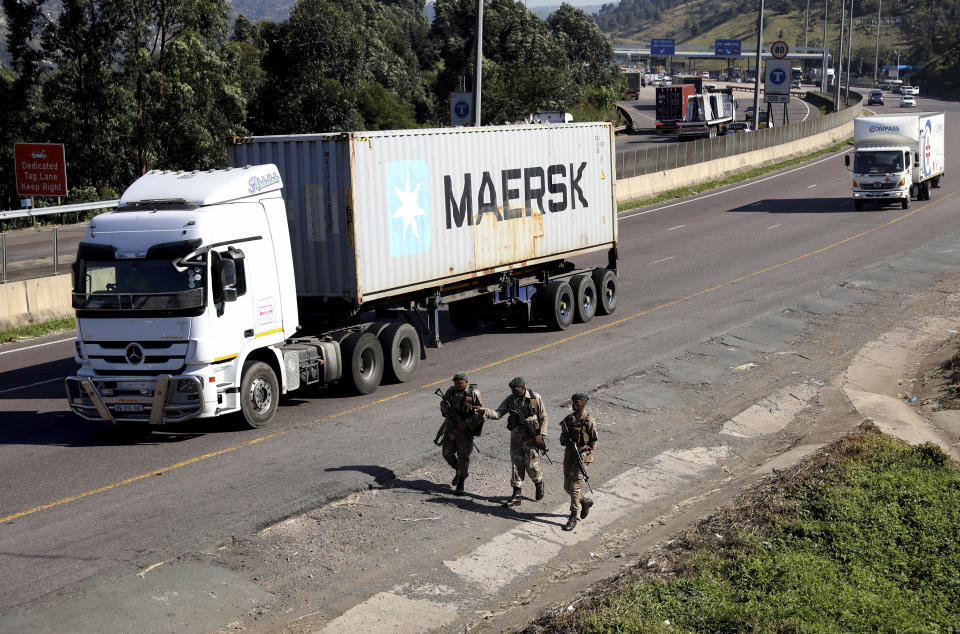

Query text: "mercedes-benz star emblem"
[124, 343, 145, 365]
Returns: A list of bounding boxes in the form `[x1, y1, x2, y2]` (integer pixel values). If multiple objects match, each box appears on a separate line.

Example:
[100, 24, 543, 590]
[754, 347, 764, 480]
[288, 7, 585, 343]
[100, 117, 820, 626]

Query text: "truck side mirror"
[218, 258, 238, 303]
[914, 152, 919, 166]
[906, 153, 912, 168]
[844, 155, 850, 167]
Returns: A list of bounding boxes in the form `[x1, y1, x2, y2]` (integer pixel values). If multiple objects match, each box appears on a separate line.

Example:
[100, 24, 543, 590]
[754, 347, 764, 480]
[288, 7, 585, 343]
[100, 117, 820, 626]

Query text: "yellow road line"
[3, 191, 955, 525]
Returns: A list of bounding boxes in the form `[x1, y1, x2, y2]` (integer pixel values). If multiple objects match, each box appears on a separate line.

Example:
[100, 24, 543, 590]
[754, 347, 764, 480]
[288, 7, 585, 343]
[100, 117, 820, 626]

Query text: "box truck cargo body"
[845, 113, 945, 210]
[66, 124, 620, 429]
[656, 84, 696, 132]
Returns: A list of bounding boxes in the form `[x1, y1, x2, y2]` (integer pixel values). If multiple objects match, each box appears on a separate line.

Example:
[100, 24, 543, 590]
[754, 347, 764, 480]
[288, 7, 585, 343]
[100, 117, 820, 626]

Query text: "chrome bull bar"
[64, 375, 204, 424]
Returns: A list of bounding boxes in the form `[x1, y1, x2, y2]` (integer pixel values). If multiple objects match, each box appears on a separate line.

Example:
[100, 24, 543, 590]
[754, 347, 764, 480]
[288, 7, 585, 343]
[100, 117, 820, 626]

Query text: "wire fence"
[616, 98, 861, 179]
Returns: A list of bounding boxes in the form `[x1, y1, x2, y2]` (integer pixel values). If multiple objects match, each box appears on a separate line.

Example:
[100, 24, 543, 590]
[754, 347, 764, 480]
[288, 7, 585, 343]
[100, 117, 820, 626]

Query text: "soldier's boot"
[451, 474, 459, 487]
[455, 477, 465, 496]
[502, 487, 522, 507]
[535, 479, 545, 501]
[580, 497, 594, 520]
[562, 512, 578, 531]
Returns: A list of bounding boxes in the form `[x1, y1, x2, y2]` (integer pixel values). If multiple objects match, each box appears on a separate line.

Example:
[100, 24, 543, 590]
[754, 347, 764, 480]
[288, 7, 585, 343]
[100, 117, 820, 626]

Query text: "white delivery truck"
[677, 88, 736, 139]
[845, 113, 945, 210]
[66, 124, 619, 429]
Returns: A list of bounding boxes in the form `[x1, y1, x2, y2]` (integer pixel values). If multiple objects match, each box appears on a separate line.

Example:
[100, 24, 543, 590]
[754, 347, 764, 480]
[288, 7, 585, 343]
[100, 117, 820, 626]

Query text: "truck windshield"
[73, 259, 205, 313]
[854, 151, 903, 174]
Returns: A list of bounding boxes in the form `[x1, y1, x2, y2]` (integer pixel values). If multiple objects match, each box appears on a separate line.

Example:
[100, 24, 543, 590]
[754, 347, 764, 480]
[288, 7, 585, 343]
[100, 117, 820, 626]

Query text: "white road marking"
[0, 376, 63, 395]
[648, 256, 676, 265]
[320, 591, 458, 634]
[807, 184, 818, 188]
[767, 224, 782, 230]
[443, 445, 730, 595]
[721, 383, 819, 438]
[0, 336, 74, 356]
[666, 224, 686, 231]
[620, 150, 850, 221]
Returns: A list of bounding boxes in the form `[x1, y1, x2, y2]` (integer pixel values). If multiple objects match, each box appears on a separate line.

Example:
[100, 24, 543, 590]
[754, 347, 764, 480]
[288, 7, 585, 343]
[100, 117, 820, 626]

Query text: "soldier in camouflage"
[477, 377, 548, 506]
[440, 371, 483, 495]
[560, 392, 598, 531]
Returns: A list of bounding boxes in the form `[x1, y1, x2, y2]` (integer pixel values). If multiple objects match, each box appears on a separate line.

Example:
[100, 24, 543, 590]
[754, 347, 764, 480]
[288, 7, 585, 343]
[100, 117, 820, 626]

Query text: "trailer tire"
[342, 332, 384, 395]
[448, 300, 479, 330]
[854, 199, 864, 211]
[570, 274, 597, 323]
[240, 360, 279, 428]
[933, 176, 942, 188]
[380, 322, 420, 384]
[544, 280, 575, 330]
[592, 268, 618, 315]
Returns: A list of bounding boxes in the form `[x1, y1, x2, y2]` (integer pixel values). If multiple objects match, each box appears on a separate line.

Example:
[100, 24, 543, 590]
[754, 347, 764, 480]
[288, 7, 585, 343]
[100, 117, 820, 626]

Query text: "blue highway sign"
[714, 39, 741, 56]
[651, 39, 675, 56]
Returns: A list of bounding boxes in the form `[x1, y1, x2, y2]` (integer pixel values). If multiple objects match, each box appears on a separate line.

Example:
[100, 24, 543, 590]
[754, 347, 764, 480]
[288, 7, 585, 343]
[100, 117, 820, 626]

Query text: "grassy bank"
[532, 423, 960, 632]
[0, 316, 76, 344]
[618, 138, 852, 213]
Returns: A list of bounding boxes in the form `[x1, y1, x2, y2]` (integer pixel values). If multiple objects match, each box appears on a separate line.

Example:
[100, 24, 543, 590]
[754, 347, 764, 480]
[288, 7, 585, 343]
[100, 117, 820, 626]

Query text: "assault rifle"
[509, 407, 553, 465]
[560, 417, 594, 494]
[433, 388, 482, 455]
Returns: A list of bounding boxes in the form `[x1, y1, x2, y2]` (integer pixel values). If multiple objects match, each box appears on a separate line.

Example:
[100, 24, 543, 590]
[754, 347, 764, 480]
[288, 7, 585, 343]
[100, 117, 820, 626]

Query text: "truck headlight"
[898, 178, 905, 187]
[177, 379, 200, 393]
[852, 179, 858, 187]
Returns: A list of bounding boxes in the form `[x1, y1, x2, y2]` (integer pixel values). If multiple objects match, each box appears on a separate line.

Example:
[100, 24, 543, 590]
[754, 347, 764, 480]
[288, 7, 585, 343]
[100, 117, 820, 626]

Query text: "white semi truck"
[677, 88, 736, 139]
[845, 113, 945, 210]
[65, 124, 619, 429]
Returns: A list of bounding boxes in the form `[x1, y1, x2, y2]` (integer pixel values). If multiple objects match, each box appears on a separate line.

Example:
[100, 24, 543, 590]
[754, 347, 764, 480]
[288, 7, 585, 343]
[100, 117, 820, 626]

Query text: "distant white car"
[900, 95, 917, 108]
[901, 85, 918, 96]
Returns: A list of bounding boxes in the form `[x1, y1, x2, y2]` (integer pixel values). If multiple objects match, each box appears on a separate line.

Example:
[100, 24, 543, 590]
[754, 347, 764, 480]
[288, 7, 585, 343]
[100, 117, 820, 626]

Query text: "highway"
[0, 92, 957, 630]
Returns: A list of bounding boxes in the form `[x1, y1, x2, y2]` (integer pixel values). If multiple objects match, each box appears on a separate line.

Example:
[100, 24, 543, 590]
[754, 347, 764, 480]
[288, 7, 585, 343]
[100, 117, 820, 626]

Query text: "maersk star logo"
[387, 160, 431, 256]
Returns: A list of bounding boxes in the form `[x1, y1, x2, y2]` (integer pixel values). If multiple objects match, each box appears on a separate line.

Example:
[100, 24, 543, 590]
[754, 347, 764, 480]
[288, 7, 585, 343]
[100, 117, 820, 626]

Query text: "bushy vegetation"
[0, 0, 621, 210]
[549, 425, 960, 632]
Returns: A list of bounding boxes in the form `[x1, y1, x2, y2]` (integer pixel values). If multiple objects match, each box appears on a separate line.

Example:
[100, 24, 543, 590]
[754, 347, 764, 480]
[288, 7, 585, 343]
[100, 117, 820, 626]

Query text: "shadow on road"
[728, 198, 860, 213]
[326, 464, 567, 528]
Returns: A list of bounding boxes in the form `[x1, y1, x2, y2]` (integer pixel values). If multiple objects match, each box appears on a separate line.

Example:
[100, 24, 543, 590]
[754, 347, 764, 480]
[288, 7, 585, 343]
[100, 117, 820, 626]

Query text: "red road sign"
[14, 143, 68, 197]
[770, 41, 789, 60]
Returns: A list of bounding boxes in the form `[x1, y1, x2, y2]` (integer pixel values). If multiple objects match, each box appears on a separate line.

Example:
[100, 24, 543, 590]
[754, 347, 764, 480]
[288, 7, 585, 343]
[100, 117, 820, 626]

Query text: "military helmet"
[572, 392, 590, 402]
[508, 376, 525, 387]
[452, 371, 468, 382]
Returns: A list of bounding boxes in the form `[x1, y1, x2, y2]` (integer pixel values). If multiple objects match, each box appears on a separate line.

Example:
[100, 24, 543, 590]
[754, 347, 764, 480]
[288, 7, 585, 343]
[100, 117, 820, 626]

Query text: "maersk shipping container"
[228, 124, 617, 304]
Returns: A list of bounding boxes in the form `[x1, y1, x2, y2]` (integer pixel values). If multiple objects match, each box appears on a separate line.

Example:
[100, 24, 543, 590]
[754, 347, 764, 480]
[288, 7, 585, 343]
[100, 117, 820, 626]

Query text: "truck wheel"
[240, 360, 279, 429]
[921, 181, 931, 200]
[341, 332, 384, 394]
[933, 176, 942, 189]
[544, 280, 575, 330]
[448, 300, 479, 330]
[854, 199, 864, 211]
[380, 322, 420, 384]
[570, 274, 597, 323]
[592, 268, 618, 315]
[902, 196, 909, 209]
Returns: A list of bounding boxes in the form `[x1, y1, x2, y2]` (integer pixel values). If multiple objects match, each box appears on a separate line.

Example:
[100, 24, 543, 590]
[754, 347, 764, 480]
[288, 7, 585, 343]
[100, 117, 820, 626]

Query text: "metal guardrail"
[0, 199, 119, 222]
[615, 97, 861, 179]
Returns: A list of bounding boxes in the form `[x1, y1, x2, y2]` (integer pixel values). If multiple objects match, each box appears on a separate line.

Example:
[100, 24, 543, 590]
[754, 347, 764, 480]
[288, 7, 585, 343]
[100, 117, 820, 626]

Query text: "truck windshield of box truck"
[853, 150, 904, 175]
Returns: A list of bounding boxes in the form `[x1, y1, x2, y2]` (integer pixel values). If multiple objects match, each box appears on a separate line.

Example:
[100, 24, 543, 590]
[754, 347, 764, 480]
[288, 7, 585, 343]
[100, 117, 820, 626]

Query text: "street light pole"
[833, 0, 845, 111]
[805, 0, 810, 48]
[821, 0, 829, 93]
[472, 0, 484, 126]
[874, 0, 881, 86]
[752, 0, 765, 129]
[845, 0, 853, 105]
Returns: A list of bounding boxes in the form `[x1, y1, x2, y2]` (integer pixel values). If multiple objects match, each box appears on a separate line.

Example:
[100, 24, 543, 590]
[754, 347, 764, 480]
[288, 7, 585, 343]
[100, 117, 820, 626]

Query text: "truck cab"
[65, 165, 299, 428]
[847, 146, 912, 210]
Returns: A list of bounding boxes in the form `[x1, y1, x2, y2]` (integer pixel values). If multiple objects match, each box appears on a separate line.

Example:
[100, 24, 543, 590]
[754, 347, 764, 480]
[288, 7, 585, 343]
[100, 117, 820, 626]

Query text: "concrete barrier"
[616, 119, 853, 204]
[0, 273, 73, 330]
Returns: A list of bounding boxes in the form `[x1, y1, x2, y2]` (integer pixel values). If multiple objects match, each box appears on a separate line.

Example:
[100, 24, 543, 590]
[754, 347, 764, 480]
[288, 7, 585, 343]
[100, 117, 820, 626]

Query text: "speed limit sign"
[770, 41, 789, 59]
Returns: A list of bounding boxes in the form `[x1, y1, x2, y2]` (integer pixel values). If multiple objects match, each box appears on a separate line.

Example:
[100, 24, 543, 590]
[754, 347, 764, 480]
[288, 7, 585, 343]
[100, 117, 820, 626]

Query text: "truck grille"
[85, 341, 189, 374]
[862, 182, 897, 190]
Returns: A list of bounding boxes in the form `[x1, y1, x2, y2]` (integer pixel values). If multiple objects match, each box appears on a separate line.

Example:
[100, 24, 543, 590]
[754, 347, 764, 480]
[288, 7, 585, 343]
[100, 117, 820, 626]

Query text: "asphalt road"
[0, 90, 956, 627]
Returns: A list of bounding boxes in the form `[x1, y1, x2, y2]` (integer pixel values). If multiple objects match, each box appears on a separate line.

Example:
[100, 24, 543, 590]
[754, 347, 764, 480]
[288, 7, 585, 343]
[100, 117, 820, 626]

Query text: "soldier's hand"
[534, 434, 543, 446]
[473, 406, 484, 413]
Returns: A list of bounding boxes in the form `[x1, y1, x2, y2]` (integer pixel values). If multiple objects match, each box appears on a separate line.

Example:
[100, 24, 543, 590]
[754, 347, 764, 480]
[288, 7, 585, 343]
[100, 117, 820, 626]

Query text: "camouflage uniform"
[560, 407, 598, 516]
[482, 379, 549, 502]
[440, 378, 483, 492]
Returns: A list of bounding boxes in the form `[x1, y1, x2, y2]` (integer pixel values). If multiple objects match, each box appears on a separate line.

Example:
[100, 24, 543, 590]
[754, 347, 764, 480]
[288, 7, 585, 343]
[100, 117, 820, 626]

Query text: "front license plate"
[115, 403, 144, 412]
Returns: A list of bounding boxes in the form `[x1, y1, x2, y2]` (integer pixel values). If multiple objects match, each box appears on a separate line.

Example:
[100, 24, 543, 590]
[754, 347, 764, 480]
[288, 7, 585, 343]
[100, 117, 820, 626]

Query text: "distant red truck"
[655, 84, 696, 133]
